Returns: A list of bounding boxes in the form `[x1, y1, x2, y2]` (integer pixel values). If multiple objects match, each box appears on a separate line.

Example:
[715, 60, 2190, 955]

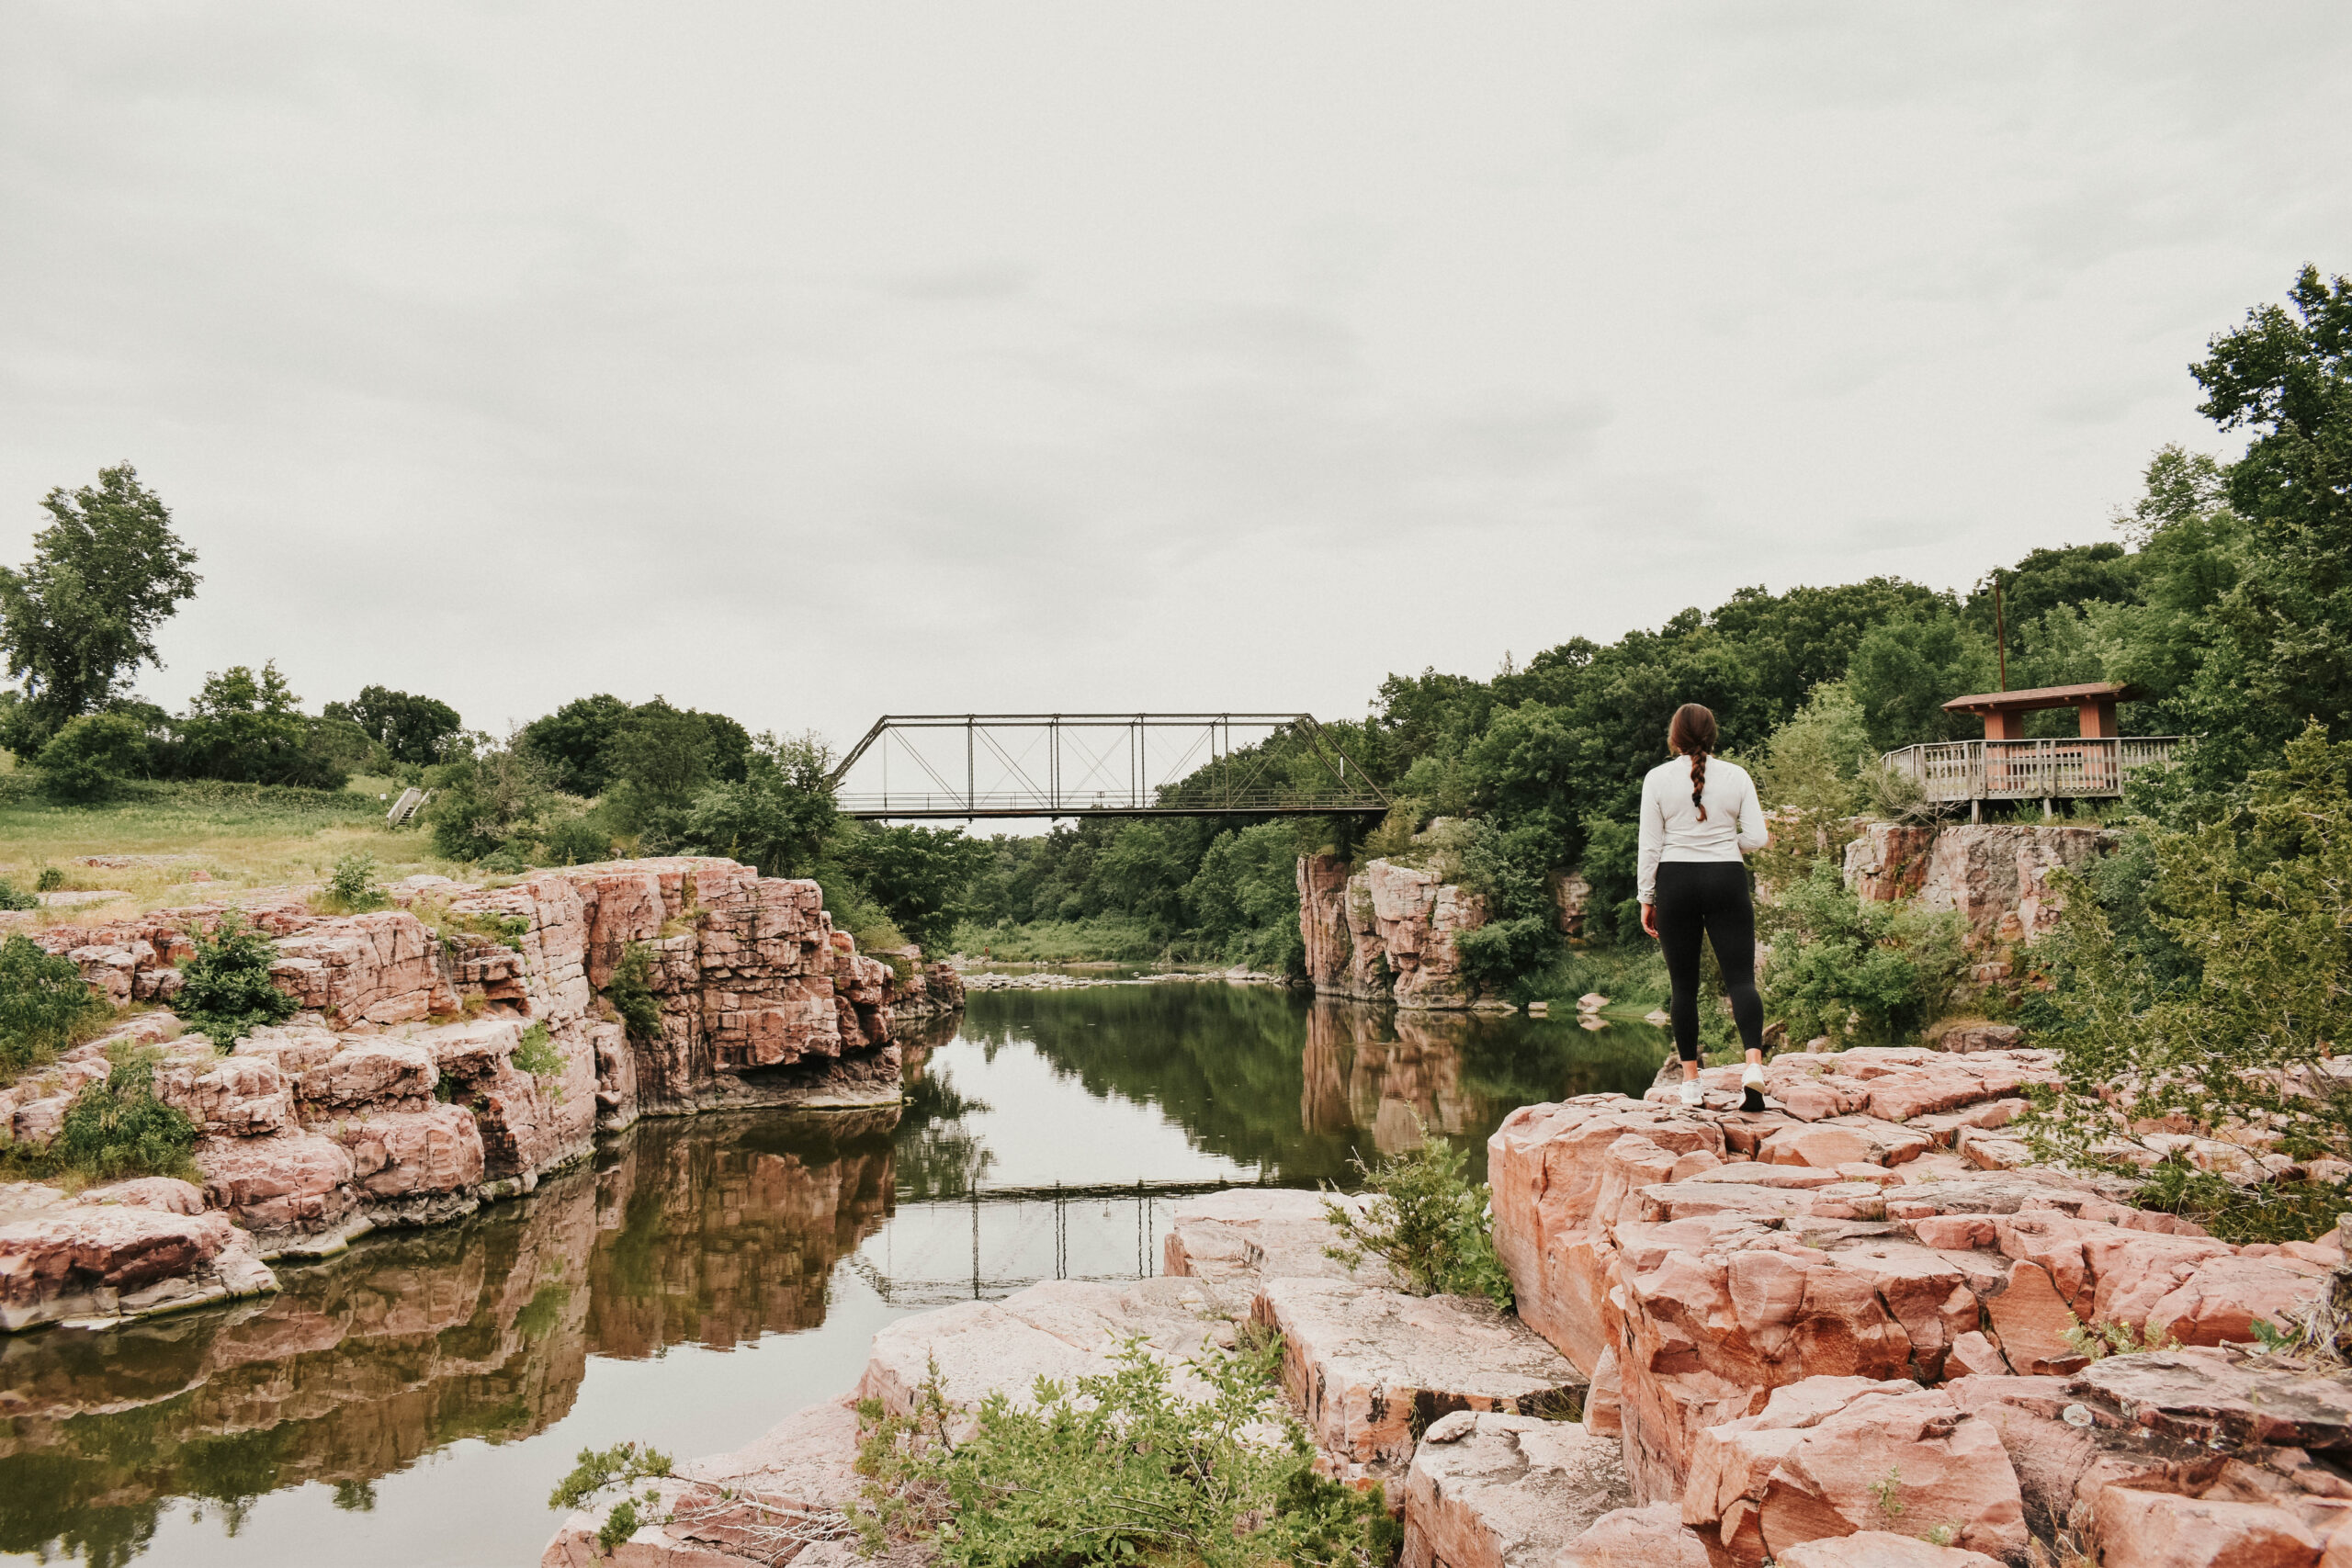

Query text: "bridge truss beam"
[826, 712, 1389, 820]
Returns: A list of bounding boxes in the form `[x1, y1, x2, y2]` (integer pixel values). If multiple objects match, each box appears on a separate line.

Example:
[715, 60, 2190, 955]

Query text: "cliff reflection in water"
[0, 985, 1665, 1567]
[956, 986, 1666, 1183]
[0, 1109, 900, 1568]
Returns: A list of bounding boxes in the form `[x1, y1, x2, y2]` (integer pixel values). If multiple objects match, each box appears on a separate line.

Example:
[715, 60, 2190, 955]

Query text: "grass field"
[0, 770, 457, 924]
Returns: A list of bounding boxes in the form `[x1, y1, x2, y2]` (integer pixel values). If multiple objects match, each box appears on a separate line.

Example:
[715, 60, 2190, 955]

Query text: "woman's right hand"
[1640, 902, 1658, 939]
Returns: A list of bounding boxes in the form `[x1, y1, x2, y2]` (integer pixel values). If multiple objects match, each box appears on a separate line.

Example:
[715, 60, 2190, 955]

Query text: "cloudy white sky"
[4, 3, 2347, 758]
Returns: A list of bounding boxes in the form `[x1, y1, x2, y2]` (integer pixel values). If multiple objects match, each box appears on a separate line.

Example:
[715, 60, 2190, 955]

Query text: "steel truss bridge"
[827, 712, 1389, 820]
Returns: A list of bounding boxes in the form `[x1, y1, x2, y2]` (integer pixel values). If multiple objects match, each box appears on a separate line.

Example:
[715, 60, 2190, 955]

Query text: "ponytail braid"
[1667, 703, 1720, 822]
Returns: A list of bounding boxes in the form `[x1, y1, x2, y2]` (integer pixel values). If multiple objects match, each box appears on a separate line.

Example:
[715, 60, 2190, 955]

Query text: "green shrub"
[319, 851, 386, 914]
[0, 878, 33, 912]
[2024, 726, 2352, 1241]
[854, 1337, 1396, 1568]
[424, 739, 556, 862]
[1323, 1129, 1513, 1308]
[48, 1044, 199, 1181]
[35, 865, 63, 892]
[542, 813, 612, 866]
[1759, 861, 1966, 1046]
[36, 711, 152, 802]
[176, 913, 298, 1044]
[513, 1022, 561, 1077]
[606, 942, 662, 1042]
[0, 933, 110, 1077]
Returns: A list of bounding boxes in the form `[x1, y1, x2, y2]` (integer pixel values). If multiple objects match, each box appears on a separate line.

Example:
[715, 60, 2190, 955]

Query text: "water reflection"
[0, 985, 1665, 1566]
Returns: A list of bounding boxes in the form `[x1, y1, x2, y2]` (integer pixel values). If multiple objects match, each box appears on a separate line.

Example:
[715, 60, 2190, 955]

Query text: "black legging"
[1655, 861, 1764, 1064]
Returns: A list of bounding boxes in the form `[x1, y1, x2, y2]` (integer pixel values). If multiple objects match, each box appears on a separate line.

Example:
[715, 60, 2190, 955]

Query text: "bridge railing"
[1880, 736, 2187, 802]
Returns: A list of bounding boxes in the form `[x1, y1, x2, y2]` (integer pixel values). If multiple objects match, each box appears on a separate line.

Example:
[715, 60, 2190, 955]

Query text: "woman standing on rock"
[1638, 703, 1771, 1111]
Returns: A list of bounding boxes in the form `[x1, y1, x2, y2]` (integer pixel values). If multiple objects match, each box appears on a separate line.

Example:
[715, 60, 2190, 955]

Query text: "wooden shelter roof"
[1941, 681, 2138, 716]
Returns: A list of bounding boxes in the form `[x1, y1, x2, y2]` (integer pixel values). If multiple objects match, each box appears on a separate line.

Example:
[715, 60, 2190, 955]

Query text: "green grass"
[0, 777, 457, 924]
[948, 914, 1171, 963]
[1509, 942, 1671, 1011]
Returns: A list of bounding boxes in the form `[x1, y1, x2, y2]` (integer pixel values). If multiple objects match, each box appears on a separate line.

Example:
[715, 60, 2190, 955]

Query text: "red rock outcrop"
[2, 857, 955, 1335]
[1841, 822, 2112, 949]
[1296, 854, 1489, 1009]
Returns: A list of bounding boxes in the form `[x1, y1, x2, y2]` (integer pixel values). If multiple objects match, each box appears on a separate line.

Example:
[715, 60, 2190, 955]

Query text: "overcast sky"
[5, 3, 2347, 763]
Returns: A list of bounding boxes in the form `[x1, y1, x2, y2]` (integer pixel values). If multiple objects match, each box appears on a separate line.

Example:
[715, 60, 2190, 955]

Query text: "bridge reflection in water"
[0, 990, 1666, 1568]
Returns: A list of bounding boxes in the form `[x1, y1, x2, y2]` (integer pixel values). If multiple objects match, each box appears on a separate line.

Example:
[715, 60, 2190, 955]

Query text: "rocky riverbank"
[0, 856, 960, 1334]
[571, 1044, 2352, 1567]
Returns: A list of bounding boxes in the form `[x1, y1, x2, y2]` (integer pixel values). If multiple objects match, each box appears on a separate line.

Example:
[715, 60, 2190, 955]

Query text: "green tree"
[837, 825, 992, 951]
[35, 711, 153, 802]
[326, 685, 461, 766]
[168, 661, 349, 789]
[605, 698, 718, 845]
[1760, 861, 1968, 1046]
[1847, 610, 1997, 751]
[0, 464, 200, 750]
[425, 735, 557, 862]
[684, 731, 838, 876]
[2188, 266, 2352, 759]
[517, 693, 634, 795]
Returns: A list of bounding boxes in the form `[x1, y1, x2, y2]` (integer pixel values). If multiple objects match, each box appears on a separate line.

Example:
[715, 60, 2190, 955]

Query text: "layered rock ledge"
[1, 857, 958, 1335]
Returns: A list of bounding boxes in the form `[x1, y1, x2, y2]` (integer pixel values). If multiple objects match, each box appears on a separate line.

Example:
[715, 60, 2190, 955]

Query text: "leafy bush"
[542, 813, 613, 866]
[37, 711, 151, 801]
[513, 1022, 561, 1077]
[176, 913, 298, 1044]
[606, 942, 662, 1042]
[0, 878, 33, 912]
[48, 1044, 200, 1181]
[1759, 861, 1967, 1046]
[1323, 1130, 1512, 1308]
[318, 851, 386, 914]
[853, 1337, 1396, 1568]
[2024, 724, 2352, 1241]
[35, 865, 63, 892]
[0, 933, 109, 1077]
[425, 737, 557, 862]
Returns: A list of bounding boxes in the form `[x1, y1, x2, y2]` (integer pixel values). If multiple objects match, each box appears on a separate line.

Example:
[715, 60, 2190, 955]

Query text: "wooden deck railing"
[1879, 737, 2186, 802]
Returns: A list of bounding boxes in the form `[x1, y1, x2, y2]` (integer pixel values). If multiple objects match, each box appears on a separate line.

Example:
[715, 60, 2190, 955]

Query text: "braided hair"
[1668, 704, 1720, 822]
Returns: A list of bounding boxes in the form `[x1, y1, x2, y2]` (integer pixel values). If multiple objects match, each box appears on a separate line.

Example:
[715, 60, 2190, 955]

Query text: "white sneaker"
[1741, 1062, 1767, 1111]
[1742, 1064, 1765, 1089]
[1679, 1078, 1704, 1108]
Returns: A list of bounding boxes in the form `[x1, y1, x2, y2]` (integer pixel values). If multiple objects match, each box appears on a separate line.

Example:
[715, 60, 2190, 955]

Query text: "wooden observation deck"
[1880, 682, 2186, 817]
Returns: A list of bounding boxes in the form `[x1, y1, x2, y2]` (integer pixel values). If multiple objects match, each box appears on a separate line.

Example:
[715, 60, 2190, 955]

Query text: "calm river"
[0, 981, 1666, 1568]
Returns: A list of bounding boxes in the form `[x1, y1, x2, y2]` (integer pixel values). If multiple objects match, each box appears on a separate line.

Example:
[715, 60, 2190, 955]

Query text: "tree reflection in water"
[0, 983, 1663, 1565]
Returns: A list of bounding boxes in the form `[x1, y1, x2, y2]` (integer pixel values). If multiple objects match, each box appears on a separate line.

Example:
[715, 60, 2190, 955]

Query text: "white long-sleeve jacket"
[1636, 754, 1769, 904]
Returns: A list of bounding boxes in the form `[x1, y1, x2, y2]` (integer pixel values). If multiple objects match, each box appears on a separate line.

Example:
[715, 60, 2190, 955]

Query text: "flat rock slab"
[2073, 1347, 2352, 1452]
[1160, 1187, 1398, 1295]
[859, 1276, 1241, 1419]
[1401, 1411, 1632, 1568]
[1253, 1278, 1587, 1472]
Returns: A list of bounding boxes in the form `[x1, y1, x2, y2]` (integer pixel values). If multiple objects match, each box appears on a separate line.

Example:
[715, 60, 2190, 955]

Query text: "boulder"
[2092, 1484, 2324, 1568]
[0, 1195, 277, 1330]
[1774, 1533, 2005, 1567]
[2071, 1348, 2352, 1452]
[1251, 1278, 1586, 1473]
[152, 1051, 293, 1135]
[1685, 1378, 2025, 1567]
[317, 1103, 486, 1200]
[74, 1177, 206, 1215]
[195, 1128, 356, 1235]
[295, 1042, 438, 1112]
[1554, 1504, 1712, 1567]
[1400, 1411, 1632, 1568]
[268, 909, 458, 1027]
